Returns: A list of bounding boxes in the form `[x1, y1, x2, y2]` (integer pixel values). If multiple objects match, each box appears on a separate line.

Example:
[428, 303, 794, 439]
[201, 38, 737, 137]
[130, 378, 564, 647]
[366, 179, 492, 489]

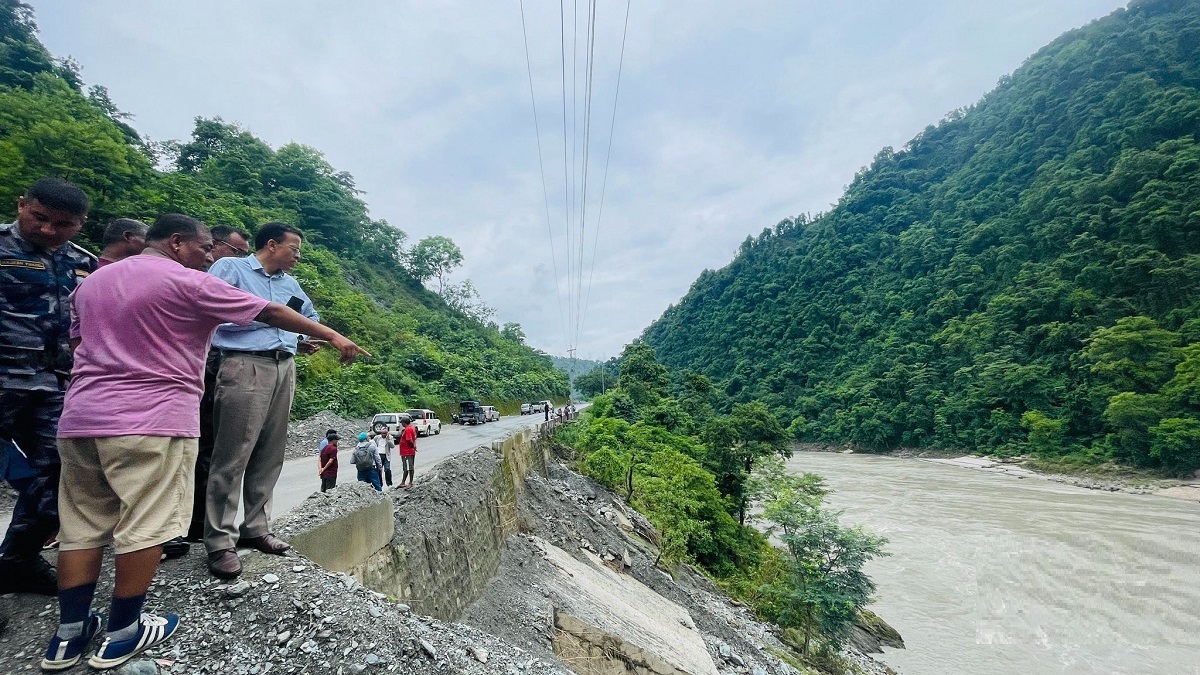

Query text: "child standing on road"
[318, 434, 339, 492]
[398, 415, 417, 489]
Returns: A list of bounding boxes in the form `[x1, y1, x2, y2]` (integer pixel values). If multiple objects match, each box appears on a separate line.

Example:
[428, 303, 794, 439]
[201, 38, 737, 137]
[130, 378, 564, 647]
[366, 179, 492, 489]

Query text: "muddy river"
[785, 452, 1200, 675]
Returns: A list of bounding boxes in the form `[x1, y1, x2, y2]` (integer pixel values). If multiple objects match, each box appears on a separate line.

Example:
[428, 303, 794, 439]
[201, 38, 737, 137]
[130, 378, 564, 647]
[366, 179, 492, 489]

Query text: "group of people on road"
[335, 417, 418, 493]
[0, 177, 368, 671]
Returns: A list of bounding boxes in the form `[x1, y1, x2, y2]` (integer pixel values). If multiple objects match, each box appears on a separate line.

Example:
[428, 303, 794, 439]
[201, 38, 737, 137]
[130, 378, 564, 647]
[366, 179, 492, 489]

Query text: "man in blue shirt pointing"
[204, 222, 326, 579]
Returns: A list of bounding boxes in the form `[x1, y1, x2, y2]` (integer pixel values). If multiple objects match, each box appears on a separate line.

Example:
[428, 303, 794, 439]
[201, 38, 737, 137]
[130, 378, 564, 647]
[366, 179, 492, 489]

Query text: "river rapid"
[785, 452, 1200, 675]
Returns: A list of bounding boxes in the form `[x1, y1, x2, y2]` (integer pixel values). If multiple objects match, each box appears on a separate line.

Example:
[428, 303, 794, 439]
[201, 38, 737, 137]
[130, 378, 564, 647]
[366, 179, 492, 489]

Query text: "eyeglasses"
[282, 244, 302, 256]
[215, 239, 249, 256]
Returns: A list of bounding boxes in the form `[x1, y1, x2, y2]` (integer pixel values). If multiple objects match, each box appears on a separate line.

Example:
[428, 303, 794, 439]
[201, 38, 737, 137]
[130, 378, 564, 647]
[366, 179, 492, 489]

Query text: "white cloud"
[31, 0, 1127, 358]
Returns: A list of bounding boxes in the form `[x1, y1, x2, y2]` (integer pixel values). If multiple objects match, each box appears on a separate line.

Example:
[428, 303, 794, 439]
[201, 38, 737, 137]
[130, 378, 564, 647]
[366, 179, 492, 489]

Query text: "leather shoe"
[207, 549, 242, 579]
[237, 533, 291, 555]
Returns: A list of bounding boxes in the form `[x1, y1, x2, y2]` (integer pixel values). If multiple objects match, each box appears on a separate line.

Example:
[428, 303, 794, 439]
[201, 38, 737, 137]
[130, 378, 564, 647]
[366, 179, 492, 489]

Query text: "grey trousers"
[204, 353, 296, 553]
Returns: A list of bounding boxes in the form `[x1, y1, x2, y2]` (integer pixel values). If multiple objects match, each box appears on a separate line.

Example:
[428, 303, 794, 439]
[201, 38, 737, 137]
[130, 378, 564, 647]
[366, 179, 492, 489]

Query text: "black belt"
[227, 349, 293, 361]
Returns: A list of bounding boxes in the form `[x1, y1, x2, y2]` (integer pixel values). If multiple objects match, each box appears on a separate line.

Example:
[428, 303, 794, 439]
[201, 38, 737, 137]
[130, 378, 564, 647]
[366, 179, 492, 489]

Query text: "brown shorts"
[57, 436, 198, 554]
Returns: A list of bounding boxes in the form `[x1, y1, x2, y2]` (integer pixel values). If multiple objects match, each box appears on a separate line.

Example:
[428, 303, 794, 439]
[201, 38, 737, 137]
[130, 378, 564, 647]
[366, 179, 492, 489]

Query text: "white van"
[405, 408, 441, 436]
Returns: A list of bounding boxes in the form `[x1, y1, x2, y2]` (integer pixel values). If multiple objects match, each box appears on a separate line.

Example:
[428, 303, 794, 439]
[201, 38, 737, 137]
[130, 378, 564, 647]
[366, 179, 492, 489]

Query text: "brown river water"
[785, 452, 1200, 675]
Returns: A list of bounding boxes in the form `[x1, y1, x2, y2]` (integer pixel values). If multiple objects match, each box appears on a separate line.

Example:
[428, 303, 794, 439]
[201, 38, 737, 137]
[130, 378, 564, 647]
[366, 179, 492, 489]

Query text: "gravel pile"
[0, 542, 567, 674]
[286, 411, 370, 461]
[275, 481, 385, 542]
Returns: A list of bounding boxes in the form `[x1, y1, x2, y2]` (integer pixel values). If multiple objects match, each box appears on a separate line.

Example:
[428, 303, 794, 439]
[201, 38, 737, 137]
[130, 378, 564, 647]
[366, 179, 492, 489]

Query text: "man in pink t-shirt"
[40, 214, 368, 671]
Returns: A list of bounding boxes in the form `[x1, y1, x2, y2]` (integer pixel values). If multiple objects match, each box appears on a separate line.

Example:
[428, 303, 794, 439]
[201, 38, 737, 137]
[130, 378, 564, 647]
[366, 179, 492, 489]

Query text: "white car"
[520, 403, 532, 415]
[405, 408, 442, 437]
[483, 405, 500, 422]
[370, 412, 408, 439]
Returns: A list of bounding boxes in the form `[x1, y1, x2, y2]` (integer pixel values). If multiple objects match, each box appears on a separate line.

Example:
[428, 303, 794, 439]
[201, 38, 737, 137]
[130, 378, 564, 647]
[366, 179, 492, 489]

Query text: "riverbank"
[783, 451, 1200, 675]
[792, 443, 1200, 503]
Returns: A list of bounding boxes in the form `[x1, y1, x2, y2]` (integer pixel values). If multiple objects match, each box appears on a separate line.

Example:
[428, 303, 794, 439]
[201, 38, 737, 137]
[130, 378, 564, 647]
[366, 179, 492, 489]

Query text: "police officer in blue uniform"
[0, 177, 95, 595]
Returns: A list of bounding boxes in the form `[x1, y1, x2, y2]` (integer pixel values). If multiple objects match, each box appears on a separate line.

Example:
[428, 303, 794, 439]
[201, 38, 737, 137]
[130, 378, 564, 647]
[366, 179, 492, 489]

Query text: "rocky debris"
[460, 461, 895, 675]
[114, 661, 162, 674]
[0, 542, 567, 674]
[274, 480, 383, 543]
[285, 410, 369, 461]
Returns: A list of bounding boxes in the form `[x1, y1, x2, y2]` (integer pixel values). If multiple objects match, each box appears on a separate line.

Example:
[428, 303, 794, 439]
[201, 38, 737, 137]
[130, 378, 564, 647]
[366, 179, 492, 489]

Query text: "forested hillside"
[642, 0, 1200, 473]
[0, 1, 568, 416]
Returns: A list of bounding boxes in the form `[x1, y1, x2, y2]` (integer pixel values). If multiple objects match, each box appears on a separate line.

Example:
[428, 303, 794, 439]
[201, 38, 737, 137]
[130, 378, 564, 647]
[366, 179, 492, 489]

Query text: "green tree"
[618, 343, 669, 407]
[1149, 417, 1200, 476]
[1081, 317, 1181, 395]
[705, 401, 790, 525]
[635, 0, 1200, 470]
[755, 464, 888, 654]
[410, 235, 464, 295]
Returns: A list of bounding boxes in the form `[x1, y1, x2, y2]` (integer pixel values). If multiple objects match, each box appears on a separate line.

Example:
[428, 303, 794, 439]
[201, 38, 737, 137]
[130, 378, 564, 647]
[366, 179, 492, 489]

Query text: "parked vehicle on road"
[370, 412, 411, 439]
[404, 408, 441, 436]
[455, 400, 486, 425]
[483, 405, 500, 422]
[520, 403, 532, 415]
[529, 401, 548, 413]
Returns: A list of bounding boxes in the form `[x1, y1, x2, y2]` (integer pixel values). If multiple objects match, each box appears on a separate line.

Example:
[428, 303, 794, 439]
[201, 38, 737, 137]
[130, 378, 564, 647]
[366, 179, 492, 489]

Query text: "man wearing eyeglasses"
[202, 222, 322, 579]
[210, 225, 250, 263]
[180, 224, 252, 547]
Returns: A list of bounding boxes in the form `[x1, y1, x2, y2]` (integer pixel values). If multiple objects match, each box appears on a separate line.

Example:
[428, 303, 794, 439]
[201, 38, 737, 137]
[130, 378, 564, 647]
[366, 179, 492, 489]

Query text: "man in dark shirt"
[318, 434, 339, 492]
[0, 177, 95, 595]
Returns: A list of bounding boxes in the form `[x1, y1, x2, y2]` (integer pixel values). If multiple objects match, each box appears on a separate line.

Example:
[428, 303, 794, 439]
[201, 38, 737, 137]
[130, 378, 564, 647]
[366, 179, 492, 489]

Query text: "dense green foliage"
[642, 0, 1200, 474]
[0, 1, 568, 416]
[572, 356, 619, 398]
[752, 461, 888, 656]
[559, 344, 887, 667]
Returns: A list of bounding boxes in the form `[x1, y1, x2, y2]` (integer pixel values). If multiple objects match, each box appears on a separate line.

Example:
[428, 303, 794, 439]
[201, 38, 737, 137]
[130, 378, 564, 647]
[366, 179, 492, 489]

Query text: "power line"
[574, 0, 598, 350]
[519, 0, 629, 357]
[519, 0, 570, 349]
[568, 0, 580, 345]
[580, 0, 631, 332]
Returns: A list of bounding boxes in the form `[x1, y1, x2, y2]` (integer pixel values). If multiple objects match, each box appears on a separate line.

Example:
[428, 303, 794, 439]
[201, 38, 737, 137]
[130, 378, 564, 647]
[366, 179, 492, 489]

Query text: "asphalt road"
[0, 409, 573, 538]
[273, 410, 554, 512]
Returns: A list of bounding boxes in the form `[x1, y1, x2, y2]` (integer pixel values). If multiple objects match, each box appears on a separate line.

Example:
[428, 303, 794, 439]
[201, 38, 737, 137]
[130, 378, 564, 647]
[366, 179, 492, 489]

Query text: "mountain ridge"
[641, 0, 1200, 473]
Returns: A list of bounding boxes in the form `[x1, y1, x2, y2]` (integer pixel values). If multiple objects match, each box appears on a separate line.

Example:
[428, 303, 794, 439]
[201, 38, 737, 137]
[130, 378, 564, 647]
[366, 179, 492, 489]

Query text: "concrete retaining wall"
[287, 493, 395, 574]
[344, 425, 552, 619]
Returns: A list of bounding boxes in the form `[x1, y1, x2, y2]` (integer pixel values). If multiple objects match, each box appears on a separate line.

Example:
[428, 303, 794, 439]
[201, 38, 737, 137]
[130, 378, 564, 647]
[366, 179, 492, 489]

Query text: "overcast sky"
[31, 0, 1126, 360]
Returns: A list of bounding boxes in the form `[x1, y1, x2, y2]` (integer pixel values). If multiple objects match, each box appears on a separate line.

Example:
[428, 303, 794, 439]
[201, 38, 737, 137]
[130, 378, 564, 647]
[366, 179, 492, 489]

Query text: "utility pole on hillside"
[567, 347, 577, 400]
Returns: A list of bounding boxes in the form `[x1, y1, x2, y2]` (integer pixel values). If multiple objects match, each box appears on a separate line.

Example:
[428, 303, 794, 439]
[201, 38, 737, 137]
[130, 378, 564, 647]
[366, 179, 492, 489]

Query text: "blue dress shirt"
[209, 255, 319, 354]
